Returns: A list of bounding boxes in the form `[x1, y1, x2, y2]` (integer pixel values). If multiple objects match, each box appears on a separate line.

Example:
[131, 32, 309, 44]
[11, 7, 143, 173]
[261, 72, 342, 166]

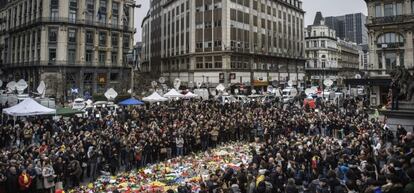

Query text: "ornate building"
[0, 0, 136, 97]
[141, 0, 306, 88]
[355, 0, 414, 106]
[305, 12, 360, 87]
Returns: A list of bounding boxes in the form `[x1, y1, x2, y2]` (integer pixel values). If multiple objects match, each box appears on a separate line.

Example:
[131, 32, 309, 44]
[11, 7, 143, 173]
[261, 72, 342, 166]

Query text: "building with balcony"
[325, 13, 368, 45]
[0, 0, 136, 98]
[141, 0, 306, 89]
[305, 12, 360, 87]
[350, 0, 414, 107]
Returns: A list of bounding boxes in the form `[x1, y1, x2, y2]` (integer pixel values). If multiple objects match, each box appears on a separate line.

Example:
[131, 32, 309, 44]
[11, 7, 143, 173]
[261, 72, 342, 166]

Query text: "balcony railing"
[7, 17, 135, 32]
[376, 42, 404, 49]
[370, 15, 414, 25]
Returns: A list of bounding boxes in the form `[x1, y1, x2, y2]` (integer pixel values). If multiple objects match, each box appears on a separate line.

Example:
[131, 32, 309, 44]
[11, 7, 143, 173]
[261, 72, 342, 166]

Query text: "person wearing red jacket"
[18, 170, 32, 193]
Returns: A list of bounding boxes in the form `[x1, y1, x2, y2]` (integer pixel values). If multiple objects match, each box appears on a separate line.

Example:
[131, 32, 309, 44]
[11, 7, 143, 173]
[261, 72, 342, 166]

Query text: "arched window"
[377, 33, 404, 44]
[377, 33, 404, 48]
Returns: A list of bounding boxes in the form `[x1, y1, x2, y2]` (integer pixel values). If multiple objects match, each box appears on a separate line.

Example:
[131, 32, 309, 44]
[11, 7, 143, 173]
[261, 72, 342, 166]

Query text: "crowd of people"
[0, 97, 413, 193]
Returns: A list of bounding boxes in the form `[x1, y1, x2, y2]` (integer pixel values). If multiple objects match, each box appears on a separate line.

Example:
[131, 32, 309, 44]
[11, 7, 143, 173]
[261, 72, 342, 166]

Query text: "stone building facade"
[0, 0, 136, 98]
[142, 0, 306, 88]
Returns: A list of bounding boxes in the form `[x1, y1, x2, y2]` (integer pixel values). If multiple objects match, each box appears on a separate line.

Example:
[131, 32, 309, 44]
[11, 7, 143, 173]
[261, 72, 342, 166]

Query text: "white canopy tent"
[184, 91, 198, 98]
[3, 98, 56, 116]
[163, 89, 184, 98]
[142, 92, 168, 102]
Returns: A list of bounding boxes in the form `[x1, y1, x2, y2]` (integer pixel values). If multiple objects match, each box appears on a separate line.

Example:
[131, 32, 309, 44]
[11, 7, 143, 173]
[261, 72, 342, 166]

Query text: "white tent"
[3, 98, 56, 116]
[163, 89, 184, 98]
[142, 92, 168, 102]
[184, 91, 198, 98]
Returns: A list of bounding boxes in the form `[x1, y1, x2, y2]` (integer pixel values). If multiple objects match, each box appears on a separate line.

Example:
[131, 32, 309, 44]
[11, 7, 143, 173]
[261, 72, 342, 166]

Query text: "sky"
[133, 0, 368, 42]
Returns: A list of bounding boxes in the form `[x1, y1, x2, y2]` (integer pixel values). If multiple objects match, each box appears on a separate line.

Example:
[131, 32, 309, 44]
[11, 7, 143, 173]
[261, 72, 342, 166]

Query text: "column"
[94, 30, 99, 66]
[106, 30, 111, 66]
[59, 0, 69, 18]
[118, 34, 123, 67]
[40, 27, 49, 62]
[79, 29, 86, 64]
[404, 31, 413, 69]
[42, 0, 50, 18]
[78, 0, 86, 21]
[57, 26, 68, 64]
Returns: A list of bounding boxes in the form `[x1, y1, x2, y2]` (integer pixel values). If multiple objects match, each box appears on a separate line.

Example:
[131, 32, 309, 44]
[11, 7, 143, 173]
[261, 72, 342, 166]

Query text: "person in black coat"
[5, 166, 19, 193]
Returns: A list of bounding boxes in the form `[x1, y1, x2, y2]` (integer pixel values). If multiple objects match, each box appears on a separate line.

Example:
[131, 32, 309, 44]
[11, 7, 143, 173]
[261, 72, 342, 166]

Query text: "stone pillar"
[118, 34, 123, 67]
[404, 31, 413, 69]
[78, 29, 86, 64]
[94, 30, 99, 66]
[42, 0, 50, 18]
[40, 27, 48, 62]
[57, 26, 68, 65]
[59, 0, 69, 18]
[78, 0, 86, 21]
[106, 31, 111, 66]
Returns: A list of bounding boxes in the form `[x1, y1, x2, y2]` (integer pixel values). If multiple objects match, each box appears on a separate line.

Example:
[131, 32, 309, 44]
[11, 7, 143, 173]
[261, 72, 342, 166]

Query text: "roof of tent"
[142, 92, 168, 102]
[119, 97, 144, 105]
[163, 89, 184, 98]
[3, 98, 56, 116]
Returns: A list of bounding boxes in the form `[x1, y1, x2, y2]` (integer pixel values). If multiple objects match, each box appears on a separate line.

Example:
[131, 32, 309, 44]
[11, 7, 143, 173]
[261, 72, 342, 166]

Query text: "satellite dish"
[196, 82, 202, 88]
[104, 88, 118, 100]
[159, 77, 166, 84]
[267, 85, 273, 93]
[305, 88, 314, 96]
[37, 81, 46, 96]
[251, 89, 257, 94]
[323, 79, 334, 87]
[216, 84, 225, 92]
[6, 81, 16, 92]
[355, 74, 362, 79]
[234, 89, 239, 94]
[127, 89, 132, 94]
[16, 79, 28, 94]
[287, 80, 293, 87]
[151, 81, 158, 88]
[173, 78, 181, 90]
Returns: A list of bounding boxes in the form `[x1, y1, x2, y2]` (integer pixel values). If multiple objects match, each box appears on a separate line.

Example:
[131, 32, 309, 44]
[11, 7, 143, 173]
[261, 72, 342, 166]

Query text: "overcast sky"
[133, 0, 368, 41]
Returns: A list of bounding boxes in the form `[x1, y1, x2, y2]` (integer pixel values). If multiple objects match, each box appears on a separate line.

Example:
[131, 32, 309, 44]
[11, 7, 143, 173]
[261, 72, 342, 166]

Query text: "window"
[377, 32, 404, 47]
[123, 34, 130, 48]
[86, 50, 93, 63]
[321, 40, 325, 48]
[69, 0, 77, 22]
[375, 4, 382, 17]
[49, 48, 56, 61]
[112, 33, 118, 47]
[50, 0, 59, 19]
[378, 53, 383, 69]
[98, 0, 107, 23]
[68, 49, 76, 63]
[99, 51, 106, 63]
[86, 0, 94, 21]
[396, 3, 403, 15]
[384, 4, 394, 17]
[306, 41, 309, 48]
[313, 41, 318, 47]
[99, 31, 106, 46]
[112, 2, 119, 25]
[86, 30, 94, 44]
[68, 29, 76, 43]
[111, 52, 117, 63]
[48, 27, 58, 42]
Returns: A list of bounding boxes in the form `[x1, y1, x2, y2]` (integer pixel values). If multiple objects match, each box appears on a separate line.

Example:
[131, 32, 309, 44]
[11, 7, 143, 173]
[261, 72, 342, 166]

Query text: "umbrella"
[119, 97, 144, 106]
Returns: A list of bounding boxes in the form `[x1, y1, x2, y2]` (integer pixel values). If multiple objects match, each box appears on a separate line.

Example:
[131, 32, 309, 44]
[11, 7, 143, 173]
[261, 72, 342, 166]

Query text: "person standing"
[18, 170, 32, 193]
[42, 160, 55, 193]
[176, 134, 184, 157]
